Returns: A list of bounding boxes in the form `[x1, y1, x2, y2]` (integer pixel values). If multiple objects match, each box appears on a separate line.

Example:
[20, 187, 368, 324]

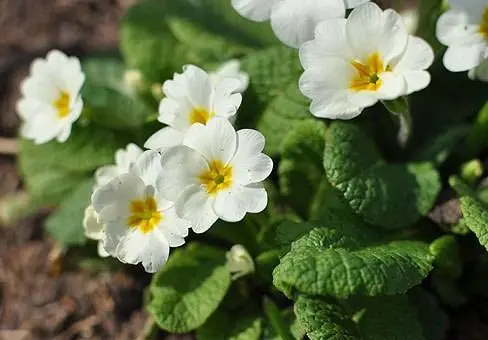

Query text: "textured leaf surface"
[295, 295, 426, 340]
[279, 120, 326, 216]
[196, 309, 262, 340]
[82, 58, 151, 129]
[149, 244, 231, 332]
[45, 178, 94, 245]
[273, 215, 432, 298]
[241, 46, 302, 106]
[294, 296, 360, 340]
[324, 122, 441, 230]
[451, 177, 488, 250]
[257, 84, 311, 155]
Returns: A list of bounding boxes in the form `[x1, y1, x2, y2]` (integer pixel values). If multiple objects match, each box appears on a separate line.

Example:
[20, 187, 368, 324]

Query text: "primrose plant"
[15, 0, 488, 338]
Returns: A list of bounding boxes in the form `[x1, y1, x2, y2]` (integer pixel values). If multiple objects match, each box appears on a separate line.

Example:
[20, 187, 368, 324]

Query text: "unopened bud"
[225, 244, 255, 280]
[123, 69, 144, 92]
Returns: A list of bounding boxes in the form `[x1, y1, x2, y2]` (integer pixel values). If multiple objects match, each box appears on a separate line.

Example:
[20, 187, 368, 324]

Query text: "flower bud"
[226, 244, 255, 280]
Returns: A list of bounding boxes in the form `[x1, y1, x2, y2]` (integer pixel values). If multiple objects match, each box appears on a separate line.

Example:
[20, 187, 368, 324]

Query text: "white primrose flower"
[17, 50, 85, 144]
[299, 2, 434, 119]
[95, 143, 143, 187]
[144, 65, 242, 152]
[436, 0, 488, 73]
[92, 150, 190, 273]
[83, 144, 143, 257]
[158, 117, 273, 234]
[231, 0, 370, 48]
[83, 205, 109, 258]
[209, 60, 249, 93]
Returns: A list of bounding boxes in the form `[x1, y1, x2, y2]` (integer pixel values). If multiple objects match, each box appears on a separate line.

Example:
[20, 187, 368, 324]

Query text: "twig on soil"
[52, 315, 100, 340]
[0, 137, 18, 155]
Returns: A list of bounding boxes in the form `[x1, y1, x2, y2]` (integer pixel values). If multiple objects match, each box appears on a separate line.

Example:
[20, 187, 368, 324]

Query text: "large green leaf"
[196, 309, 262, 340]
[294, 296, 360, 340]
[241, 46, 302, 107]
[82, 59, 152, 129]
[295, 295, 426, 340]
[257, 84, 311, 155]
[324, 122, 441, 230]
[279, 120, 326, 216]
[450, 176, 488, 251]
[120, 0, 179, 81]
[45, 178, 94, 245]
[164, 0, 277, 55]
[148, 243, 231, 332]
[273, 221, 433, 298]
[18, 126, 128, 205]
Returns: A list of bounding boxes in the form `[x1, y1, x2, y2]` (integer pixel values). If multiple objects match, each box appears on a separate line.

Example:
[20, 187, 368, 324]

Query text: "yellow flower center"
[350, 52, 386, 92]
[189, 107, 213, 125]
[480, 7, 488, 39]
[199, 160, 233, 195]
[127, 197, 162, 234]
[53, 91, 71, 118]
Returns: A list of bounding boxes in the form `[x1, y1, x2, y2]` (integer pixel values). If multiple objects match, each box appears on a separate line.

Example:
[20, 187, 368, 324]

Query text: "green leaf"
[18, 126, 128, 205]
[349, 295, 425, 340]
[450, 176, 488, 251]
[279, 120, 326, 216]
[466, 102, 488, 157]
[256, 84, 311, 155]
[197, 309, 262, 340]
[294, 296, 360, 340]
[273, 223, 433, 298]
[120, 0, 178, 81]
[164, 0, 277, 55]
[45, 178, 94, 245]
[148, 243, 231, 332]
[295, 295, 426, 340]
[409, 288, 448, 340]
[82, 58, 151, 129]
[324, 122, 441, 230]
[241, 46, 303, 106]
[430, 235, 462, 278]
[262, 309, 304, 340]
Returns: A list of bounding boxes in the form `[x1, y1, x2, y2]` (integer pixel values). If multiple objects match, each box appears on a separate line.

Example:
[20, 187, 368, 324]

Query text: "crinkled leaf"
[82, 58, 152, 129]
[324, 122, 441, 230]
[262, 309, 304, 340]
[241, 46, 302, 107]
[450, 176, 488, 251]
[149, 243, 231, 332]
[273, 223, 433, 298]
[294, 296, 360, 340]
[256, 84, 311, 155]
[279, 120, 326, 216]
[45, 178, 94, 245]
[197, 309, 262, 340]
[409, 288, 448, 340]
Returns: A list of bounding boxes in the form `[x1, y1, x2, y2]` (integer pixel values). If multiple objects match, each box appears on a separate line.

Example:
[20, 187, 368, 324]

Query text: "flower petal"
[270, 0, 345, 48]
[231, 0, 277, 22]
[214, 184, 268, 222]
[443, 42, 487, 72]
[175, 185, 219, 233]
[183, 117, 237, 164]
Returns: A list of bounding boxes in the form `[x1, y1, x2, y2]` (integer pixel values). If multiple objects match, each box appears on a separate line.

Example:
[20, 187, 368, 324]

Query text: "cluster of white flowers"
[16, 0, 486, 273]
[436, 0, 488, 79]
[83, 63, 270, 273]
